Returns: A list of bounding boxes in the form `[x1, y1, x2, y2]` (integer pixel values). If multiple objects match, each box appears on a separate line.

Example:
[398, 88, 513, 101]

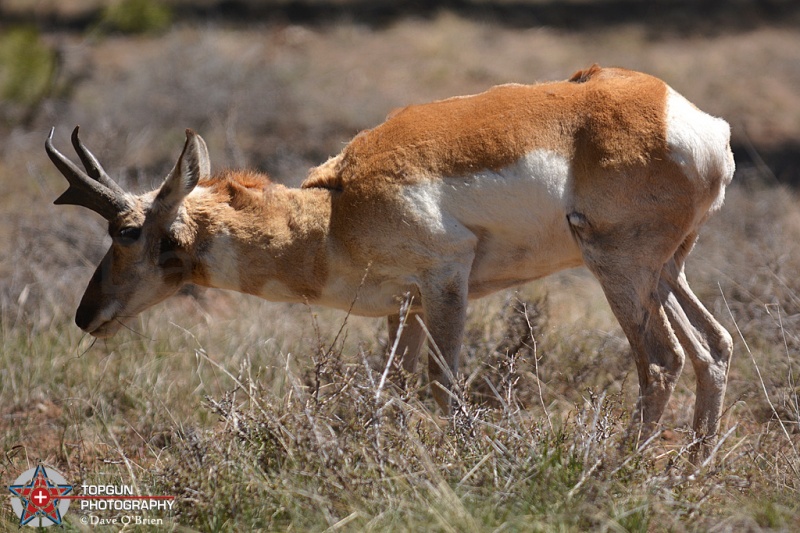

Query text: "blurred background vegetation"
[1, 1, 799, 530]
[1, 0, 798, 178]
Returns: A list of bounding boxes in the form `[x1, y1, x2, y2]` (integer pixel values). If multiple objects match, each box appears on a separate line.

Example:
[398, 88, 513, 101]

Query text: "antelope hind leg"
[571, 213, 688, 446]
[660, 260, 732, 457]
[597, 266, 686, 445]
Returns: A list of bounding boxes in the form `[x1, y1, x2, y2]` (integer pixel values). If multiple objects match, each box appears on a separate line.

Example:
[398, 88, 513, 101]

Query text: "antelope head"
[48, 127, 209, 337]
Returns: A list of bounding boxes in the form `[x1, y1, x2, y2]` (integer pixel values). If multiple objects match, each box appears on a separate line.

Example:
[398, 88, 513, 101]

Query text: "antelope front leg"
[386, 311, 426, 390]
[420, 269, 470, 415]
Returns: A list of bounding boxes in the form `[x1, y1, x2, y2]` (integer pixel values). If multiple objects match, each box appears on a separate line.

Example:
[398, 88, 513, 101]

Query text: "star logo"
[8, 464, 73, 527]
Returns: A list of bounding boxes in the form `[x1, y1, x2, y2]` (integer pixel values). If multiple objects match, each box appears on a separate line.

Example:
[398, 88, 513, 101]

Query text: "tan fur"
[51, 66, 734, 459]
[188, 171, 332, 300]
[302, 66, 668, 190]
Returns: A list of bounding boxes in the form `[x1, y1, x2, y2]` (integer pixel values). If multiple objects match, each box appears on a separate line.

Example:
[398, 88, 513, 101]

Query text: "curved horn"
[70, 126, 126, 198]
[47, 127, 129, 220]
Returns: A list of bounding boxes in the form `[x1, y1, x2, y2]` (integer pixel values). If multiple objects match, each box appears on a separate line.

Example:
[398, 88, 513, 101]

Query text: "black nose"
[76, 262, 106, 331]
[75, 304, 96, 331]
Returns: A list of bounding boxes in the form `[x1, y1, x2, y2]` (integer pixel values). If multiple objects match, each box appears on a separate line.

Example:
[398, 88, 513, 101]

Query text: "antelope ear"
[155, 129, 210, 213]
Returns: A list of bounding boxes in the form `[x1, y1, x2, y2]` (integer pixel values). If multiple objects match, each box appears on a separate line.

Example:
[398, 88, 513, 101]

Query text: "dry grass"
[2, 8, 800, 531]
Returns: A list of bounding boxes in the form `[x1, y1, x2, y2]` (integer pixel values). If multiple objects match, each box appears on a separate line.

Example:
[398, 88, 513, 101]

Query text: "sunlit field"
[2, 1, 799, 530]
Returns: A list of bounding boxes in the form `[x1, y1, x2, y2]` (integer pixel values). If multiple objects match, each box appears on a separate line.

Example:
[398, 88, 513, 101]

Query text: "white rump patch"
[665, 87, 735, 213]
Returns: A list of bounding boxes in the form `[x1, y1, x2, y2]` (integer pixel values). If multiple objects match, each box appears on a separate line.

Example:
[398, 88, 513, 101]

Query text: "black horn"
[47, 127, 130, 220]
[70, 126, 127, 198]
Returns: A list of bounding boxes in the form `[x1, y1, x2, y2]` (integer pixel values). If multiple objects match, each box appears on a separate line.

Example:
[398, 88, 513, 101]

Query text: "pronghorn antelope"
[49, 65, 734, 447]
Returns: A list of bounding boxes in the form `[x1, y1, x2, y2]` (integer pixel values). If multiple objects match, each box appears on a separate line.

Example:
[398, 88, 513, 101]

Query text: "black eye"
[117, 226, 142, 245]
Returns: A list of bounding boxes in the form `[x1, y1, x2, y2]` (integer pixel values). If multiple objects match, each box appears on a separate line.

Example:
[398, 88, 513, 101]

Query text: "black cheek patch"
[158, 237, 191, 285]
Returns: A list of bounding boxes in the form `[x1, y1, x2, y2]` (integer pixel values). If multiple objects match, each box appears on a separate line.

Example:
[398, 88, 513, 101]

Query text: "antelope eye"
[116, 226, 142, 245]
